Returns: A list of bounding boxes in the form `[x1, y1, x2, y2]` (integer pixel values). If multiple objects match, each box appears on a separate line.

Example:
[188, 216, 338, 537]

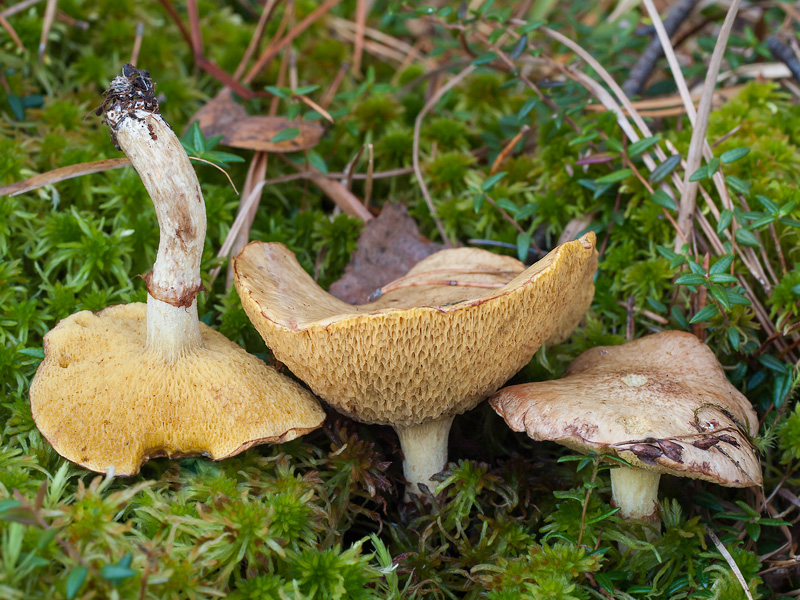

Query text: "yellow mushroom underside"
[30, 303, 325, 475]
[234, 233, 598, 428]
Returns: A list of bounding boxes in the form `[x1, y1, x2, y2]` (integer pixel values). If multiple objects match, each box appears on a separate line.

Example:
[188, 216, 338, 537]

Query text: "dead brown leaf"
[329, 203, 443, 304]
[221, 116, 324, 153]
[189, 89, 324, 153]
[189, 88, 248, 138]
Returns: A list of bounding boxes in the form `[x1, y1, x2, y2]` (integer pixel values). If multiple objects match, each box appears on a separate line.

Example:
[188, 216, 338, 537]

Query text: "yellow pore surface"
[29, 303, 325, 475]
[234, 233, 598, 428]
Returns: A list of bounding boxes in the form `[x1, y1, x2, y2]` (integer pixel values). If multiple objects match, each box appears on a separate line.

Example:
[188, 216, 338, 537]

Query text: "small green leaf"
[650, 154, 681, 182]
[651, 189, 676, 211]
[586, 506, 621, 525]
[755, 194, 779, 213]
[509, 34, 528, 59]
[707, 157, 720, 175]
[473, 193, 485, 213]
[518, 19, 545, 33]
[759, 354, 790, 374]
[709, 284, 732, 310]
[628, 135, 661, 158]
[675, 273, 706, 286]
[516, 232, 531, 262]
[0, 499, 21, 516]
[779, 217, 800, 228]
[517, 98, 537, 119]
[265, 85, 291, 98]
[496, 197, 517, 213]
[516, 203, 537, 220]
[709, 255, 734, 274]
[720, 147, 750, 164]
[595, 169, 632, 184]
[717, 209, 733, 234]
[734, 228, 760, 247]
[745, 521, 761, 542]
[568, 132, 598, 146]
[672, 306, 689, 329]
[8, 94, 24, 120]
[708, 273, 737, 284]
[690, 305, 719, 323]
[688, 166, 708, 182]
[66, 566, 88, 599]
[605, 137, 623, 153]
[271, 128, 300, 143]
[100, 564, 136, 585]
[18, 347, 45, 359]
[294, 84, 320, 95]
[725, 175, 750, 195]
[306, 151, 328, 173]
[192, 121, 205, 153]
[646, 297, 667, 313]
[481, 171, 507, 192]
[728, 327, 740, 350]
[472, 51, 498, 65]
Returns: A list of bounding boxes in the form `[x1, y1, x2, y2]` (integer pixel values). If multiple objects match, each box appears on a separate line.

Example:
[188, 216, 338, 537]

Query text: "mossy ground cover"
[1, 1, 800, 598]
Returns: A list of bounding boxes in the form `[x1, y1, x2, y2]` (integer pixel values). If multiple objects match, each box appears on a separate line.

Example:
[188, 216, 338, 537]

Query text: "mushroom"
[490, 330, 762, 527]
[233, 233, 598, 495]
[29, 64, 325, 476]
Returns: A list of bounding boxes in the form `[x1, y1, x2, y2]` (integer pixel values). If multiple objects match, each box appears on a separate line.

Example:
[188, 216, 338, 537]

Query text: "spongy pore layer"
[29, 303, 325, 476]
[234, 233, 598, 428]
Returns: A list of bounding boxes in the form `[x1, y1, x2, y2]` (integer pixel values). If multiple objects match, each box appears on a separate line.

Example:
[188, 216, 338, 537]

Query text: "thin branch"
[233, 0, 280, 81]
[243, 0, 343, 84]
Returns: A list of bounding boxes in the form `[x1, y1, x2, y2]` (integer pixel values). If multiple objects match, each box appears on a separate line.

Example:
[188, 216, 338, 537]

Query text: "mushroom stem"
[610, 466, 661, 525]
[396, 415, 454, 499]
[104, 67, 206, 363]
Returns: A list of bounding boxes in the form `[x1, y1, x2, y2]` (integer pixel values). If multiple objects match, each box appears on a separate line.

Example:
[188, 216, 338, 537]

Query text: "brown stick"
[352, 0, 368, 75]
[490, 125, 530, 175]
[0, 158, 131, 197]
[186, 0, 204, 57]
[233, 0, 281, 81]
[674, 0, 742, 251]
[0, 13, 25, 52]
[243, 0, 343, 84]
[311, 171, 374, 221]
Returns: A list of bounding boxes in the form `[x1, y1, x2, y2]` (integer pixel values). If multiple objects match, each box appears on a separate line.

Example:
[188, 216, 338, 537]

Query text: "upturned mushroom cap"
[233, 233, 598, 428]
[490, 330, 762, 487]
[30, 303, 325, 475]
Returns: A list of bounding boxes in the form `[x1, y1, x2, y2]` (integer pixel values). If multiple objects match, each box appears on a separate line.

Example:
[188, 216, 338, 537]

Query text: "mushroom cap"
[490, 331, 762, 487]
[29, 303, 325, 475]
[233, 233, 598, 428]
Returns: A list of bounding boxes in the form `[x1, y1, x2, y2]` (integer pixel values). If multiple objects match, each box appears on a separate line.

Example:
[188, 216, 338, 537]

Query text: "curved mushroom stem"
[395, 415, 454, 500]
[105, 67, 206, 363]
[610, 466, 661, 536]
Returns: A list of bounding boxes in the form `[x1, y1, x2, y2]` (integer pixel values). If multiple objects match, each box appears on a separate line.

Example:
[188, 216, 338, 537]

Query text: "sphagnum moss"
[0, 1, 798, 597]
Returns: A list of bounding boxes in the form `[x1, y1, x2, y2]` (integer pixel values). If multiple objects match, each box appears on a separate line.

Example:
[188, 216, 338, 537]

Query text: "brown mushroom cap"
[491, 330, 762, 487]
[233, 233, 598, 428]
[29, 303, 325, 475]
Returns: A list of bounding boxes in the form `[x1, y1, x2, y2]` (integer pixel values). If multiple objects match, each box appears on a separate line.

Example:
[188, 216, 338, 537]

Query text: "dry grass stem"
[233, 0, 280, 81]
[675, 0, 742, 251]
[130, 21, 144, 66]
[243, 0, 343, 84]
[706, 526, 756, 600]
[352, 0, 367, 75]
[1, 0, 44, 18]
[413, 64, 476, 245]
[0, 13, 25, 51]
[0, 158, 131, 196]
[38, 0, 56, 63]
